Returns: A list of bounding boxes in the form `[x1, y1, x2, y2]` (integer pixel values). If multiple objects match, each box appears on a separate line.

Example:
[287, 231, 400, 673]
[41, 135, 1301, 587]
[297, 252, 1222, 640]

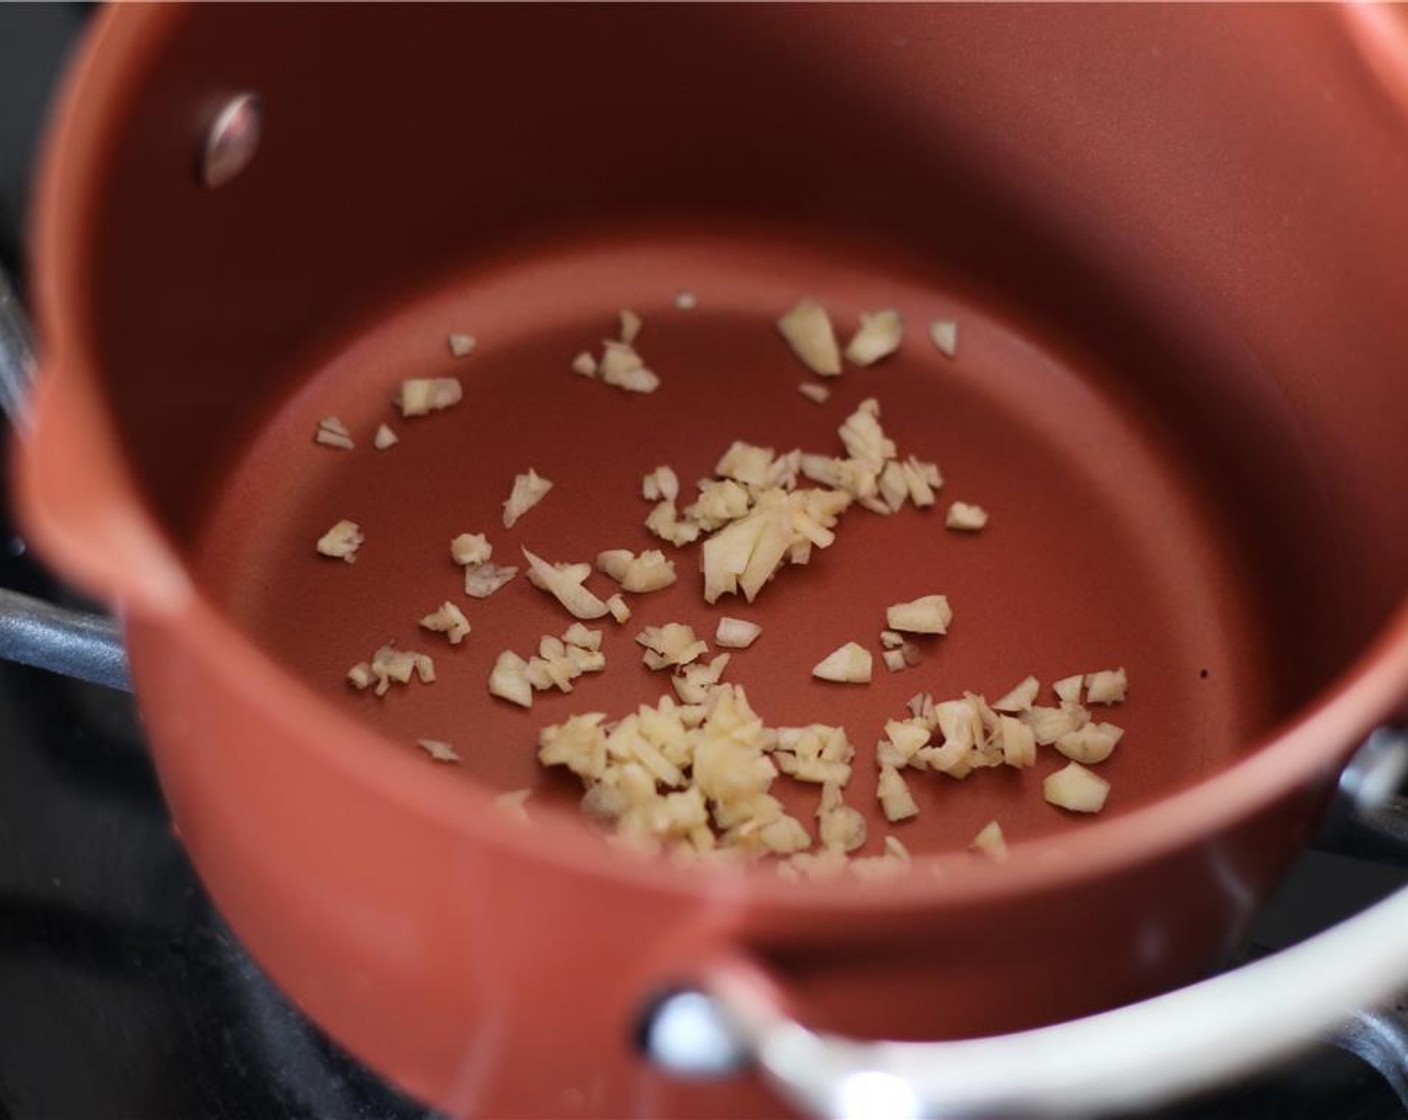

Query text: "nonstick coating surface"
[195, 234, 1269, 862]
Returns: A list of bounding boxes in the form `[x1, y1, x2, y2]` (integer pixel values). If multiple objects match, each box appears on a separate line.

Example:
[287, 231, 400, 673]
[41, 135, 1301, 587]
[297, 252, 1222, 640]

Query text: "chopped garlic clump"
[599, 340, 660, 393]
[489, 625, 605, 709]
[347, 643, 435, 697]
[595, 548, 677, 593]
[637, 623, 709, 670]
[539, 684, 815, 859]
[419, 600, 471, 644]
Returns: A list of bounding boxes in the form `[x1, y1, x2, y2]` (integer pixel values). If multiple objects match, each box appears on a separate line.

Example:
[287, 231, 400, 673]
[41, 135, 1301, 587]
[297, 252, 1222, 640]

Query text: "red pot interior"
[54, 3, 1408, 840]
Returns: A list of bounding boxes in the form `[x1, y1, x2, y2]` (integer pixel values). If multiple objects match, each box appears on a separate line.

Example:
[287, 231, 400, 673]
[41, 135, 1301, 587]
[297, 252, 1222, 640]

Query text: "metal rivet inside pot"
[201, 93, 262, 189]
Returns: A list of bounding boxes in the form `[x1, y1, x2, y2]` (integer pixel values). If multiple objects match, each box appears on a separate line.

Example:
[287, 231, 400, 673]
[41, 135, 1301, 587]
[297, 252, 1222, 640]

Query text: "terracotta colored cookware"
[14, 4, 1408, 1117]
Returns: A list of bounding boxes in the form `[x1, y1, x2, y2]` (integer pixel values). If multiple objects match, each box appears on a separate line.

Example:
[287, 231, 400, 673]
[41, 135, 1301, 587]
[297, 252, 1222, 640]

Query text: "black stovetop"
[1, 7, 1406, 1119]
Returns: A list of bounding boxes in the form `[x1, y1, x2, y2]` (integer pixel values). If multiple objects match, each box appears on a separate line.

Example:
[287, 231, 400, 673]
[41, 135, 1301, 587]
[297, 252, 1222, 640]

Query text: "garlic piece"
[562, 623, 602, 651]
[798, 383, 831, 404]
[606, 594, 631, 623]
[502, 468, 553, 528]
[673, 653, 732, 703]
[642, 465, 680, 504]
[818, 784, 867, 853]
[395, 377, 463, 417]
[969, 820, 1008, 862]
[419, 600, 471, 644]
[993, 675, 1039, 712]
[521, 548, 609, 619]
[882, 649, 907, 672]
[1085, 668, 1128, 704]
[595, 548, 677, 593]
[844, 308, 903, 366]
[901, 456, 941, 507]
[636, 623, 708, 670]
[883, 719, 930, 762]
[353, 643, 436, 697]
[1024, 703, 1089, 745]
[946, 501, 989, 531]
[777, 299, 842, 377]
[644, 501, 702, 547]
[489, 650, 534, 708]
[464, 563, 517, 598]
[314, 416, 354, 450]
[599, 341, 660, 393]
[1053, 675, 1084, 703]
[1055, 722, 1124, 765]
[715, 617, 762, 649]
[715, 441, 776, 487]
[885, 594, 952, 635]
[1043, 762, 1110, 813]
[571, 351, 598, 377]
[450, 532, 492, 567]
[998, 715, 1037, 768]
[373, 423, 398, 450]
[877, 764, 919, 822]
[878, 460, 909, 513]
[447, 333, 476, 358]
[538, 712, 608, 779]
[929, 318, 959, 358]
[417, 738, 460, 762]
[812, 642, 872, 684]
[619, 308, 643, 345]
[316, 519, 364, 562]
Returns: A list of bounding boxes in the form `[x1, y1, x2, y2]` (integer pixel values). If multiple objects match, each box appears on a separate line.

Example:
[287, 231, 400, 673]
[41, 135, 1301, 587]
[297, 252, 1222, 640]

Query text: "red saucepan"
[12, 4, 1408, 1117]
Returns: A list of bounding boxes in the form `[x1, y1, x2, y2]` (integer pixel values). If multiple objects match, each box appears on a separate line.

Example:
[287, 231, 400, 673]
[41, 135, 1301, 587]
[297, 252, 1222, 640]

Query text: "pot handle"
[0, 267, 130, 690]
[642, 732, 1408, 1119]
